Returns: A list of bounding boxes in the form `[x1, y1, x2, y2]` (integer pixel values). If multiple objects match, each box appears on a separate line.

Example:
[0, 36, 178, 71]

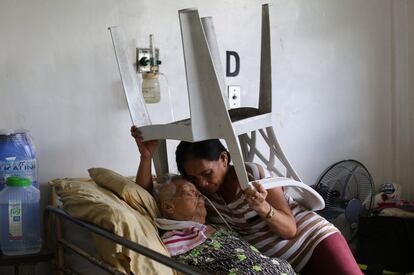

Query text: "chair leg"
[201, 16, 228, 109]
[258, 4, 272, 114]
[108, 26, 151, 127]
[153, 140, 169, 181]
[225, 134, 251, 190]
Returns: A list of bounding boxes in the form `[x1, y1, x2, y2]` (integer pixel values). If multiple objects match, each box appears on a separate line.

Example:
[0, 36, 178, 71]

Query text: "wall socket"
[228, 85, 241, 108]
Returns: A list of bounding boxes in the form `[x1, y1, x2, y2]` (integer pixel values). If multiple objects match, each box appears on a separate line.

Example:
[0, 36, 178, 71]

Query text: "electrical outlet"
[228, 85, 241, 108]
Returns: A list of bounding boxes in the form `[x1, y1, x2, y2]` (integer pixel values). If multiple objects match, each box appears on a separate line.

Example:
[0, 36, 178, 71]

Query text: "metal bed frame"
[46, 187, 205, 275]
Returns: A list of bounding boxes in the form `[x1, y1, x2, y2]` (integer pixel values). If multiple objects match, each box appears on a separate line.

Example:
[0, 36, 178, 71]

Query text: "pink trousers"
[303, 232, 363, 275]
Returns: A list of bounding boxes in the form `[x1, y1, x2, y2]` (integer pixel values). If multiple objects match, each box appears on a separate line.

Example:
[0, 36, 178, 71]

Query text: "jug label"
[8, 200, 22, 240]
[0, 158, 36, 172]
[0, 159, 37, 185]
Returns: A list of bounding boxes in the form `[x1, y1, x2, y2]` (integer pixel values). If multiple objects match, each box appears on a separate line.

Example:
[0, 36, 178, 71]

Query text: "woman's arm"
[131, 126, 158, 192]
[136, 155, 154, 192]
[245, 182, 297, 239]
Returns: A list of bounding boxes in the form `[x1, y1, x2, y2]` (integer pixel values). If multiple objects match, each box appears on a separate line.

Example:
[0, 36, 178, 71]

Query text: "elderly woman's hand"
[130, 125, 159, 158]
[244, 182, 269, 215]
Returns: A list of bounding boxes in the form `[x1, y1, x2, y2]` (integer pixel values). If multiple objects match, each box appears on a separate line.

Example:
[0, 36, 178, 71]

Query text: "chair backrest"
[201, 17, 229, 109]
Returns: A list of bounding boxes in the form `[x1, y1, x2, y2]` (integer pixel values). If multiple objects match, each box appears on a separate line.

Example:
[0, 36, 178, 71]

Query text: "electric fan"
[314, 160, 374, 242]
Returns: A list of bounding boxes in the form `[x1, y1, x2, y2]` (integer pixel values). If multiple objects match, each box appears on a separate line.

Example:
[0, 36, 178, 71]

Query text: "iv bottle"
[142, 73, 160, 103]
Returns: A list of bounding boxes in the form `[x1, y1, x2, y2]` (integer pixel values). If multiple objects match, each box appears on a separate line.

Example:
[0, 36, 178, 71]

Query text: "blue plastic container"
[0, 176, 41, 255]
[0, 130, 38, 190]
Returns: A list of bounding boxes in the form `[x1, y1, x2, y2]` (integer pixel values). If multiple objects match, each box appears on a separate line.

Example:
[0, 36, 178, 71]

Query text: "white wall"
[393, 0, 414, 200]
[271, 0, 393, 189]
[407, 2, 414, 200]
[1, 0, 409, 208]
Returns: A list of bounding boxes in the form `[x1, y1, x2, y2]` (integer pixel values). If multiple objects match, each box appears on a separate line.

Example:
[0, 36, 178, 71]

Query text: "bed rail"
[46, 206, 207, 275]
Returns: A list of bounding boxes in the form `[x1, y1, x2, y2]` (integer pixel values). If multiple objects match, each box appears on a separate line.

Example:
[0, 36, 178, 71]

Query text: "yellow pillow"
[88, 167, 160, 219]
[49, 178, 174, 275]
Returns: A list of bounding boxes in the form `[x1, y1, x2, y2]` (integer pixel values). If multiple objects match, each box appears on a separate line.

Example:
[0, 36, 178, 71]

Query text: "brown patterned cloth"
[175, 227, 295, 275]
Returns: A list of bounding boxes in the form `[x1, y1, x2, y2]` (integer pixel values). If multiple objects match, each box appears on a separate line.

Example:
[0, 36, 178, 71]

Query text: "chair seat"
[232, 112, 273, 136]
[139, 118, 192, 141]
[139, 110, 273, 142]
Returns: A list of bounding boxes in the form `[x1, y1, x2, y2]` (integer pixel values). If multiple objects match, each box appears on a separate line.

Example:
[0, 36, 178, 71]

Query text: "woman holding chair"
[175, 139, 362, 275]
[132, 126, 362, 274]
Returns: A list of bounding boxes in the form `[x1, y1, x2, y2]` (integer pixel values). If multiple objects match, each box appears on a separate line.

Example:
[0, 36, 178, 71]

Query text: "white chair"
[108, 4, 324, 210]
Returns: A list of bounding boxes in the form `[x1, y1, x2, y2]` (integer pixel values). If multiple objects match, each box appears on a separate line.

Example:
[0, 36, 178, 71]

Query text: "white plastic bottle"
[142, 72, 161, 103]
[0, 176, 41, 255]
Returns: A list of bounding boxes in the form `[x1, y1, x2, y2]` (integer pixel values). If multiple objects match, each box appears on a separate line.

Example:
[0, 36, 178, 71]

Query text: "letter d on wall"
[226, 51, 240, 77]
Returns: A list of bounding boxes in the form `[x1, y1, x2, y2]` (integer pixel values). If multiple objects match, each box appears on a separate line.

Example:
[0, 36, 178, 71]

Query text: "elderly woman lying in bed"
[153, 176, 294, 274]
[131, 127, 295, 275]
[156, 176, 295, 274]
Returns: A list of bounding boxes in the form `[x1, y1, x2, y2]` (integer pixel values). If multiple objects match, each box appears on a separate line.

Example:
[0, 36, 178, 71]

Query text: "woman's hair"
[175, 139, 231, 176]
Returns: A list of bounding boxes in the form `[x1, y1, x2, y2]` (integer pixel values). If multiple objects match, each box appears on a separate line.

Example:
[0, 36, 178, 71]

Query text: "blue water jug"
[0, 176, 41, 255]
[0, 130, 38, 190]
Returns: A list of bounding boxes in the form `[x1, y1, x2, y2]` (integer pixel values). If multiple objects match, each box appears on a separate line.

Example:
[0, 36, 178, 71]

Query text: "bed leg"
[56, 215, 65, 275]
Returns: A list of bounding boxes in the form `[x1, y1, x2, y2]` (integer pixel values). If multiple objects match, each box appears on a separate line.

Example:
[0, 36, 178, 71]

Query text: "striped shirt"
[203, 163, 339, 272]
[155, 218, 208, 256]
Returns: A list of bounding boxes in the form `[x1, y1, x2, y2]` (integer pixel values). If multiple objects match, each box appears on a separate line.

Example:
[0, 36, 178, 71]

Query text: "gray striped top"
[204, 163, 339, 272]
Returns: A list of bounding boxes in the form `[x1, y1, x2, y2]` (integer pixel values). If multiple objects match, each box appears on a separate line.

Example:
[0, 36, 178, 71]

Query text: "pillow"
[49, 178, 174, 275]
[88, 167, 160, 219]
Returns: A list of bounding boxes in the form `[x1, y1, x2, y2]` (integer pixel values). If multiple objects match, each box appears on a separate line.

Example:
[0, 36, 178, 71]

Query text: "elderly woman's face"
[170, 180, 206, 223]
[183, 152, 228, 194]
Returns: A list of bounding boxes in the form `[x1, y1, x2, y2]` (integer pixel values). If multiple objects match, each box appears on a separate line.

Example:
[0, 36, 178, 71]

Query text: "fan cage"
[314, 159, 374, 219]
